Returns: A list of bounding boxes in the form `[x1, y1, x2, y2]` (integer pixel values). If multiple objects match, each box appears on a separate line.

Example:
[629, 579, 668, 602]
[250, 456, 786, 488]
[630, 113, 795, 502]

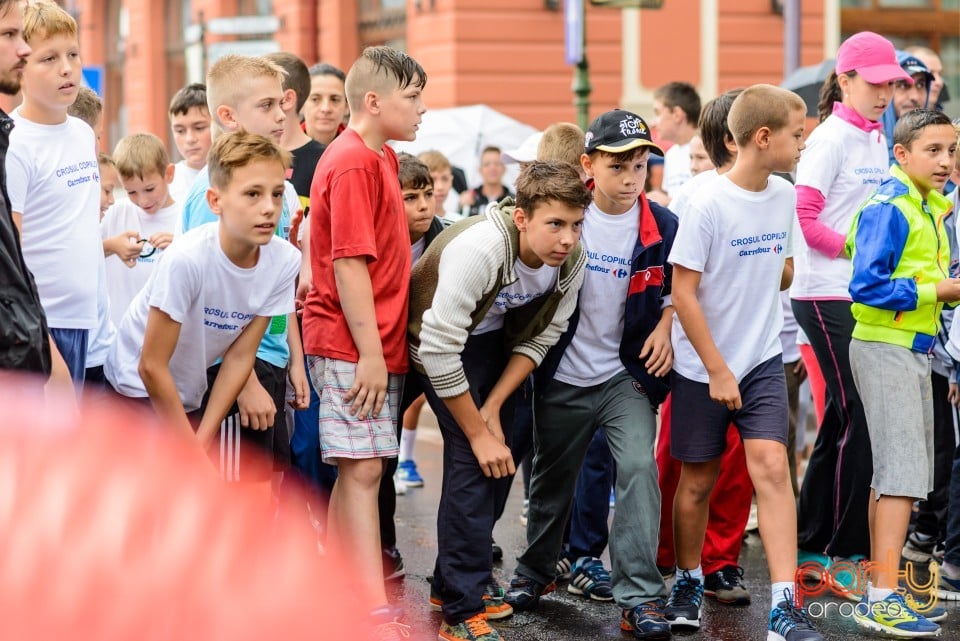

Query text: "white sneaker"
[394, 475, 407, 496]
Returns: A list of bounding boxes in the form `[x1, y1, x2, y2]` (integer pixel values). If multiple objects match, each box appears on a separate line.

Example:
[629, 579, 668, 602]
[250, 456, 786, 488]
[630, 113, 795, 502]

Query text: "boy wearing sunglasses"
[101, 132, 180, 325]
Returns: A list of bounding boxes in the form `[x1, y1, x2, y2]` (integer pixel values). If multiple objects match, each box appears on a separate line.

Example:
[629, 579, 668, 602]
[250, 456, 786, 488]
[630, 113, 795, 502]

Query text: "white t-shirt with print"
[791, 114, 889, 300]
[555, 200, 638, 386]
[104, 222, 301, 411]
[101, 200, 182, 325]
[168, 161, 202, 212]
[472, 258, 557, 335]
[663, 142, 692, 196]
[5, 111, 101, 329]
[669, 175, 795, 383]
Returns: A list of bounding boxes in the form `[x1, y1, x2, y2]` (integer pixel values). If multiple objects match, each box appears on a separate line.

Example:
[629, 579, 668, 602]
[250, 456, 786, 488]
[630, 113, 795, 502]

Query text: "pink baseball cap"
[835, 32, 913, 85]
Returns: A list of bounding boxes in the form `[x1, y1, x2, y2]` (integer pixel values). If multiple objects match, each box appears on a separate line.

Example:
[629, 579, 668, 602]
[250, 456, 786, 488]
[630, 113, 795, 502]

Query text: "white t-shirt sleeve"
[147, 252, 201, 324]
[5, 145, 30, 214]
[669, 200, 714, 272]
[258, 243, 300, 318]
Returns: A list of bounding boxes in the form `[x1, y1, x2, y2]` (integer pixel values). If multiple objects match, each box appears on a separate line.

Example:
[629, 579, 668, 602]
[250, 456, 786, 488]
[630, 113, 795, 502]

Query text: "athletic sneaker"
[520, 499, 529, 527]
[902, 531, 943, 564]
[503, 573, 556, 611]
[395, 459, 425, 487]
[663, 570, 703, 630]
[703, 565, 750, 605]
[491, 539, 503, 563]
[382, 546, 405, 582]
[619, 599, 671, 640]
[796, 549, 830, 582]
[393, 475, 407, 496]
[826, 555, 867, 602]
[555, 549, 575, 581]
[853, 592, 939, 638]
[429, 579, 514, 620]
[438, 614, 502, 641]
[657, 564, 676, 580]
[768, 589, 823, 641]
[567, 556, 614, 601]
[938, 568, 960, 601]
[374, 620, 412, 641]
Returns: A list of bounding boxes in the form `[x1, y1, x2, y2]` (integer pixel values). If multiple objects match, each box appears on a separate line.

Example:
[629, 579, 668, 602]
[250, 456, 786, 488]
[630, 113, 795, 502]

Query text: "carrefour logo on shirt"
[730, 232, 787, 258]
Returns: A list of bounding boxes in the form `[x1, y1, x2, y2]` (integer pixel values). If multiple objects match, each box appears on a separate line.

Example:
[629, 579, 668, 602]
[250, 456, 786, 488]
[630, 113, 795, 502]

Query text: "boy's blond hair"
[537, 122, 584, 166]
[23, 0, 77, 43]
[97, 152, 115, 169]
[208, 131, 291, 190]
[344, 46, 426, 113]
[727, 84, 806, 147]
[206, 55, 286, 130]
[418, 150, 451, 174]
[67, 86, 103, 129]
[113, 133, 171, 181]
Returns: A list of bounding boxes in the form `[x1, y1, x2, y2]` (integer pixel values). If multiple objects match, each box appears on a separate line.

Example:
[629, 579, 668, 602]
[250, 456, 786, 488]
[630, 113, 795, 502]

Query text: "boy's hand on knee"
[708, 367, 742, 410]
[469, 431, 515, 479]
[347, 354, 388, 420]
[237, 376, 277, 430]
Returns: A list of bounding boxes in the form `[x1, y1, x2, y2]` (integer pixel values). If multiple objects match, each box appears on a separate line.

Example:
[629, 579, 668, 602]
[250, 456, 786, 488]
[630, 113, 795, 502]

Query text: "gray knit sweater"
[408, 201, 586, 398]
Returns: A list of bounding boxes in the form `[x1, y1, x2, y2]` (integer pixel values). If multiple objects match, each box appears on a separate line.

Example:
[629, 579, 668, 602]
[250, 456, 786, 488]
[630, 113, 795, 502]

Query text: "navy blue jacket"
[536, 193, 678, 407]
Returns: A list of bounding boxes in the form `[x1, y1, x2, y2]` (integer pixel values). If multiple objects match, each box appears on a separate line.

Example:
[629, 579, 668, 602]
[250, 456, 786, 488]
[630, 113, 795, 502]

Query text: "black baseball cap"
[584, 109, 664, 156]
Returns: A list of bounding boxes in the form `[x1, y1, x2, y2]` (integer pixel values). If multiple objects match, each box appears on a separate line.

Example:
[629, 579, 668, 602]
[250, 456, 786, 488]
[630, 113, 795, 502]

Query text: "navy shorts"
[670, 354, 788, 462]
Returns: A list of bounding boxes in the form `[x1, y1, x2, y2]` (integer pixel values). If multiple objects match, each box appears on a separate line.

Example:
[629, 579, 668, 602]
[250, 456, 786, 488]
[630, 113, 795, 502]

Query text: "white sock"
[399, 427, 416, 462]
[771, 581, 794, 607]
[680, 565, 703, 582]
[868, 584, 894, 603]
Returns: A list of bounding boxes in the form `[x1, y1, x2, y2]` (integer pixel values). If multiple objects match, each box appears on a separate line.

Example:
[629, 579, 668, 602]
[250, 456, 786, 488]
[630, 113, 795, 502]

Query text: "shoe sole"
[937, 587, 960, 601]
[619, 621, 671, 640]
[398, 478, 425, 488]
[853, 613, 941, 638]
[665, 616, 700, 631]
[902, 545, 935, 564]
[567, 584, 614, 601]
[704, 589, 751, 606]
[384, 569, 405, 582]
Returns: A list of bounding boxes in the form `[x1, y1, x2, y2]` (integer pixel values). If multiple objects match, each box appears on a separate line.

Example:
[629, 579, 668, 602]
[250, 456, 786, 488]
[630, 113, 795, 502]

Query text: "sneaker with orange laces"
[438, 613, 503, 641]
[429, 579, 513, 620]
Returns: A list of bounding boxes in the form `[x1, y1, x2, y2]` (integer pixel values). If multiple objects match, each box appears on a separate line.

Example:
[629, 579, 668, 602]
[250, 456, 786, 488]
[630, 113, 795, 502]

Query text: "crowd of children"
[3, 1, 960, 639]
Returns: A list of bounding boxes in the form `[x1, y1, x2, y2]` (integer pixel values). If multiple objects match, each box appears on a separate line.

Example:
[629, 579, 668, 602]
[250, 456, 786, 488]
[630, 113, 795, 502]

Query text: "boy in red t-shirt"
[301, 46, 427, 638]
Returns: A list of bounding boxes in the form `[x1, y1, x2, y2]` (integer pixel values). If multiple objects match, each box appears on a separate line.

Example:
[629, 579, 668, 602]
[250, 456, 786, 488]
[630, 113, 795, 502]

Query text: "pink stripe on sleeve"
[796, 185, 845, 258]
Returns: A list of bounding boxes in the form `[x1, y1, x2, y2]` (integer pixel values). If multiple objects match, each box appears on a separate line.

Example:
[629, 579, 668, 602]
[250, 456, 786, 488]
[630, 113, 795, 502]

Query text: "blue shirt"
[181, 168, 292, 368]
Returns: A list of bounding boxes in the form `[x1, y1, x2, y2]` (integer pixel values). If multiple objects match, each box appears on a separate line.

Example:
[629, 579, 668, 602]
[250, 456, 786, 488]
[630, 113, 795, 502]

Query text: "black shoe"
[663, 570, 703, 630]
[703, 565, 750, 605]
[492, 538, 503, 562]
[382, 546, 405, 582]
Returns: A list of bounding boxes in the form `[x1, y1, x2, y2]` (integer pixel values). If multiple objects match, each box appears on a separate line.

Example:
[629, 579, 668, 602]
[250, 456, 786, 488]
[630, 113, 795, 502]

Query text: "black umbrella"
[781, 59, 836, 118]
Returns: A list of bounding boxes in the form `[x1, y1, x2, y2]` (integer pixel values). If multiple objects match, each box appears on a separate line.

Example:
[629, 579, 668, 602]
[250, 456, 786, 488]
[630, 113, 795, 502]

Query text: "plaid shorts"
[306, 356, 402, 464]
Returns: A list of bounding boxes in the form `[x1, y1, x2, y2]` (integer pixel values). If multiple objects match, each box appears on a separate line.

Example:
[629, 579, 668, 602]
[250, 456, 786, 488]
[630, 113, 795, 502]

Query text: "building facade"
[65, 0, 957, 154]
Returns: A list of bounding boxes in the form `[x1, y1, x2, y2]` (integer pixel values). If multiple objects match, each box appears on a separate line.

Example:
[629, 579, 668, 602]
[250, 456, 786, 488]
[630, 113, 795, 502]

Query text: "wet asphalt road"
[388, 423, 960, 641]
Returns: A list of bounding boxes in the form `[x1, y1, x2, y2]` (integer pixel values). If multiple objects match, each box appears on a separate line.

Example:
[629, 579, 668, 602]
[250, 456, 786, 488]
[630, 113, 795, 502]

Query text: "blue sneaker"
[395, 459, 424, 487]
[769, 589, 822, 641]
[567, 556, 613, 601]
[854, 592, 940, 638]
[663, 570, 703, 630]
[503, 573, 556, 611]
[620, 599, 671, 640]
